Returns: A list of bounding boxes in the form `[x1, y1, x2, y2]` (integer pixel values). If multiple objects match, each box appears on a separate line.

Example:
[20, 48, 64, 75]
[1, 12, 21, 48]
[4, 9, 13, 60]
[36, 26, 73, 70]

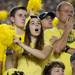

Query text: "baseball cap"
[39, 11, 56, 20]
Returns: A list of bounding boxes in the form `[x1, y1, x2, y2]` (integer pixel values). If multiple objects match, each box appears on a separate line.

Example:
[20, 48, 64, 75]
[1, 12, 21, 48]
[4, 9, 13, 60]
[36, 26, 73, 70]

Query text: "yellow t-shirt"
[17, 42, 43, 75]
[67, 29, 75, 48]
[44, 27, 63, 46]
[42, 27, 63, 67]
[49, 52, 72, 75]
[43, 27, 72, 75]
[17, 27, 64, 75]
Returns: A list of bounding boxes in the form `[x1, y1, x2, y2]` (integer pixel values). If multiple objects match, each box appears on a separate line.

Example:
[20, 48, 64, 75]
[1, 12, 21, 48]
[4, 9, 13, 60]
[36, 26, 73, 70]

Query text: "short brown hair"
[43, 61, 65, 75]
[56, 1, 74, 11]
[9, 6, 27, 17]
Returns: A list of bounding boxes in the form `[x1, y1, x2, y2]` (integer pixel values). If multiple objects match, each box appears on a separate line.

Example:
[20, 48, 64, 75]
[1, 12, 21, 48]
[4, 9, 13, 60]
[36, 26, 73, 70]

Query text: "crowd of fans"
[0, 0, 75, 75]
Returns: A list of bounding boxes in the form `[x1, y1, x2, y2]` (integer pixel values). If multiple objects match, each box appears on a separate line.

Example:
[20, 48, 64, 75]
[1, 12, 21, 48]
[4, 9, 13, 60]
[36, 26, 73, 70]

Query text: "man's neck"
[15, 26, 25, 35]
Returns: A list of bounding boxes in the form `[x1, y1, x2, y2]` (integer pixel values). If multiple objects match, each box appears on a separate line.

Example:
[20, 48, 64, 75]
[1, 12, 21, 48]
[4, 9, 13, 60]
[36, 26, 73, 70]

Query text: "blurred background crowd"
[0, 0, 75, 11]
[0, 0, 75, 24]
[0, 0, 75, 75]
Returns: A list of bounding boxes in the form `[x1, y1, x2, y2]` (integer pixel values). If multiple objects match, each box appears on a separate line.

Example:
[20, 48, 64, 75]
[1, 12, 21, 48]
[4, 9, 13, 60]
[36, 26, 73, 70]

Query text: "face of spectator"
[29, 18, 41, 37]
[11, 9, 27, 29]
[51, 67, 64, 75]
[41, 16, 53, 29]
[57, 4, 74, 23]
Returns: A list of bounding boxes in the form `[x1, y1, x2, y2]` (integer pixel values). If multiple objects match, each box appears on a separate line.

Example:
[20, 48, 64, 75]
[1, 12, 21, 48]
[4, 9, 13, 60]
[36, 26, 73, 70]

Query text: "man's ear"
[10, 17, 15, 23]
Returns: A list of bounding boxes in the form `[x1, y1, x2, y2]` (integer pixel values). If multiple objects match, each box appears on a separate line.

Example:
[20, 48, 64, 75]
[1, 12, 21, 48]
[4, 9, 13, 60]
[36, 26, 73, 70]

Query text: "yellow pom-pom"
[0, 10, 8, 20]
[52, 17, 59, 27]
[0, 24, 16, 47]
[27, 0, 42, 14]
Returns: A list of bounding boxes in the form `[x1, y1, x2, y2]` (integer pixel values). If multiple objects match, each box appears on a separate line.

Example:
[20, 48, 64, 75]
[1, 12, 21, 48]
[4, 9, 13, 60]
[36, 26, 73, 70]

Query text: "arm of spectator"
[52, 17, 74, 54]
[0, 61, 2, 75]
[13, 37, 53, 60]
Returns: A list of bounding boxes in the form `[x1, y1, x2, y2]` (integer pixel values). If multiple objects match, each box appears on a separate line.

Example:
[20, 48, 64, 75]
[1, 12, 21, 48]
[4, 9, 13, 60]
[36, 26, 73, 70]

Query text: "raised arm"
[13, 38, 53, 60]
[53, 17, 74, 54]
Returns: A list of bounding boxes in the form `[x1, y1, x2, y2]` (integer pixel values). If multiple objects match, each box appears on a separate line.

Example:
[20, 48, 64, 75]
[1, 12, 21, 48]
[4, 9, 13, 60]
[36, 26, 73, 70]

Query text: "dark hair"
[43, 61, 65, 75]
[9, 6, 27, 17]
[24, 16, 44, 50]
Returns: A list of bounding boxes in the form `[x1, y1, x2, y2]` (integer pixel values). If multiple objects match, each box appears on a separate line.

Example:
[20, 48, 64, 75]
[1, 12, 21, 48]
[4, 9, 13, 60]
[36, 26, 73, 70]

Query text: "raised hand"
[13, 36, 21, 45]
[64, 16, 74, 32]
